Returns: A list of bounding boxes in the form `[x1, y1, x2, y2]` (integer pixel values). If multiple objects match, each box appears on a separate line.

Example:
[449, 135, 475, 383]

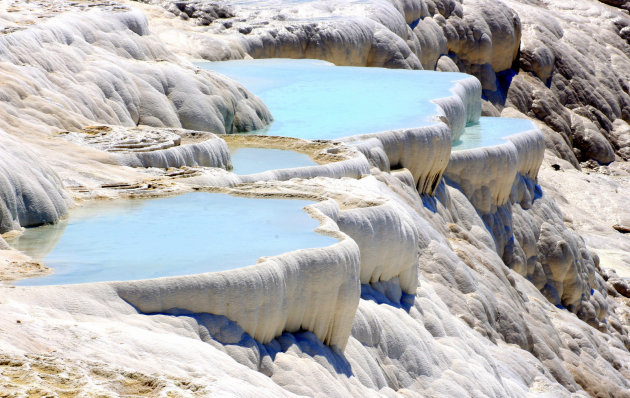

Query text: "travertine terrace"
[0, 0, 629, 397]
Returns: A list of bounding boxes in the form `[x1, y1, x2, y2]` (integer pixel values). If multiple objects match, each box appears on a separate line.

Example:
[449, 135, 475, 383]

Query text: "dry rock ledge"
[0, 1, 629, 397]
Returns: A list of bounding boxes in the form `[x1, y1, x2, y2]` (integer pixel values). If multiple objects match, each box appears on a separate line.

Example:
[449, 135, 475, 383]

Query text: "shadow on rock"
[150, 309, 354, 378]
[361, 280, 415, 312]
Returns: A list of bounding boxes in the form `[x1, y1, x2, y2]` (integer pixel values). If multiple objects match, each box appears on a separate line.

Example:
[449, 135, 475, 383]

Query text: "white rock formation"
[62, 125, 234, 169]
[504, 0, 630, 164]
[339, 74, 481, 195]
[2, 170, 629, 396]
[0, 130, 70, 233]
[0, 8, 270, 136]
[444, 128, 545, 215]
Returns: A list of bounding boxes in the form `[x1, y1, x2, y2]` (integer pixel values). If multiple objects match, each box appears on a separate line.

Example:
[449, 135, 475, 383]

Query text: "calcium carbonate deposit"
[0, 0, 629, 397]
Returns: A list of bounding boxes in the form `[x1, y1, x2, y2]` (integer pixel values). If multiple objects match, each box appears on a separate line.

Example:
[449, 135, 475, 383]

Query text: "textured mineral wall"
[0, 130, 70, 233]
[137, 0, 630, 339]
[0, 8, 270, 136]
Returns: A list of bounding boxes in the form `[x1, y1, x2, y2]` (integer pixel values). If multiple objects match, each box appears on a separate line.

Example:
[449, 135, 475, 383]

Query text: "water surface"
[8, 193, 335, 286]
[200, 59, 472, 140]
[453, 117, 536, 150]
[230, 147, 316, 174]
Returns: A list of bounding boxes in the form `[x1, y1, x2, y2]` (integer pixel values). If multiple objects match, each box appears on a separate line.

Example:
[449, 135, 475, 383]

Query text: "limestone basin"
[453, 117, 537, 150]
[199, 58, 475, 140]
[229, 146, 316, 174]
[7, 192, 336, 286]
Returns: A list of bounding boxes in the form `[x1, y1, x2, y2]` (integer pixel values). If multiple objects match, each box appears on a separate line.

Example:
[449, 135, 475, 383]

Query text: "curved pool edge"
[443, 127, 545, 214]
[109, 198, 361, 349]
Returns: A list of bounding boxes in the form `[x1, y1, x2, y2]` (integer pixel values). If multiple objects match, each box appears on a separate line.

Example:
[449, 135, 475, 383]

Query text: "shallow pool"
[8, 193, 336, 286]
[230, 146, 316, 174]
[200, 59, 472, 140]
[453, 117, 537, 150]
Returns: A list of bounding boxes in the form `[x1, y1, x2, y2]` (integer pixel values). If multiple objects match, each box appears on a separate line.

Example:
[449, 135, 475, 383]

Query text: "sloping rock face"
[143, 0, 521, 76]
[144, 0, 630, 165]
[504, 0, 630, 165]
[0, 8, 270, 136]
[0, 130, 70, 233]
[2, 169, 629, 397]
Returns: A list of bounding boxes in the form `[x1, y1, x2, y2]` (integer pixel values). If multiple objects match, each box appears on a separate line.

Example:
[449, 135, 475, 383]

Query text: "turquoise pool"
[8, 193, 336, 286]
[453, 117, 537, 150]
[200, 59, 472, 140]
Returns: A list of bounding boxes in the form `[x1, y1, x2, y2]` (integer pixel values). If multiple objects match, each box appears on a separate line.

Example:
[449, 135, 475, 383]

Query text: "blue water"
[8, 193, 336, 286]
[230, 147, 316, 174]
[200, 59, 472, 140]
[453, 117, 536, 150]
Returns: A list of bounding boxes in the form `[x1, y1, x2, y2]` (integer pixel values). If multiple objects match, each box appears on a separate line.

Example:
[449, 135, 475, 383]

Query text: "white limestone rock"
[62, 125, 233, 170]
[115, 198, 362, 349]
[611, 118, 630, 160]
[504, 0, 630, 163]
[340, 74, 481, 194]
[0, 3, 270, 227]
[0, 8, 270, 137]
[0, 130, 70, 233]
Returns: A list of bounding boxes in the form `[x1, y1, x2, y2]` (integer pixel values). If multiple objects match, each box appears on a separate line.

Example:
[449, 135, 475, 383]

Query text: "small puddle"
[7, 192, 336, 286]
[229, 146, 316, 174]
